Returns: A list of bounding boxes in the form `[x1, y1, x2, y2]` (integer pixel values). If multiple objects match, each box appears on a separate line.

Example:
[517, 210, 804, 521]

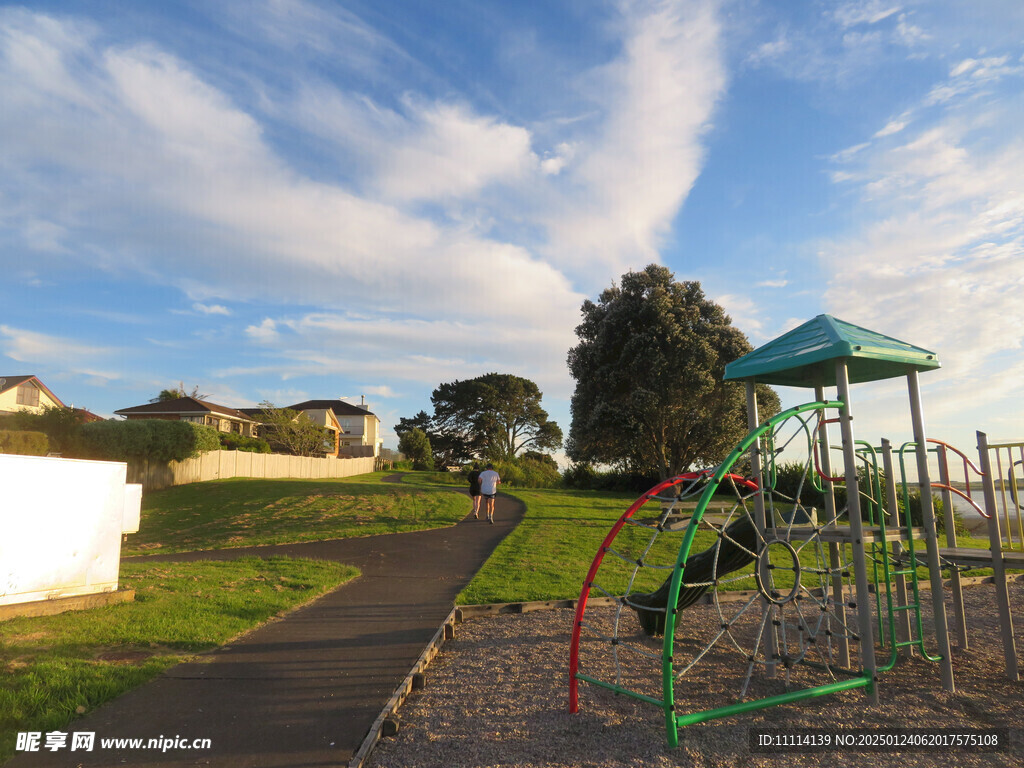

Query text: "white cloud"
[0, 325, 120, 380]
[360, 385, 399, 398]
[372, 100, 538, 202]
[228, 310, 577, 400]
[0, 11, 584, 330]
[542, 0, 726, 275]
[874, 119, 907, 137]
[820, 73, 1024, 443]
[834, 2, 902, 28]
[246, 318, 280, 342]
[193, 303, 231, 316]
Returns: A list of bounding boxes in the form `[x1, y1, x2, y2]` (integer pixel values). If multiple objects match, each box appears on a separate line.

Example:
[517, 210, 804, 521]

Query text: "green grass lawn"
[124, 472, 467, 555]
[0, 557, 356, 765]
[457, 485, 1003, 606]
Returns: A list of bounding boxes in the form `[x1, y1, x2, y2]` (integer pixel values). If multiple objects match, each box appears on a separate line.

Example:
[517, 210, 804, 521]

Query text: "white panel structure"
[0, 454, 143, 606]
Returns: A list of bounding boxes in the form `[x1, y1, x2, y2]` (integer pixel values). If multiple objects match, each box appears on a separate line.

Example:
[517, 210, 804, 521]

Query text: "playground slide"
[627, 515, 757, 636]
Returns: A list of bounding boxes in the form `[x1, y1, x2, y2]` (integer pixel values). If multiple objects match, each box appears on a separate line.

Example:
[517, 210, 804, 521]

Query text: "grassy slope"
[124, 472, 467, 555]
[457, 486, 1001, 606]
[0, 557, 356, 765]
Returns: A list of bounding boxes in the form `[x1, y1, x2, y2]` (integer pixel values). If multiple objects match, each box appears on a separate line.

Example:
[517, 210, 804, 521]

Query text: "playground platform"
[9, 488, 524, 768]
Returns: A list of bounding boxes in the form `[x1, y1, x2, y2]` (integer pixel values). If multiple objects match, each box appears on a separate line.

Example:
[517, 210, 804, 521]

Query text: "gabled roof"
[723, 314, 940, 388]
[0, 375, 66, 407]
[114, 396, 258, 422]
[287, 400, 378, 418]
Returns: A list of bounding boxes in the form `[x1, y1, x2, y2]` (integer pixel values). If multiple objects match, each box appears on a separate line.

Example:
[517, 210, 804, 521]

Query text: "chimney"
[359, 394, 368, 410]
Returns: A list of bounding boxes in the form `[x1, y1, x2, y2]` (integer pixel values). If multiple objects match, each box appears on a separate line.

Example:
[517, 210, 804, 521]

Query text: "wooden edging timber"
[347, 607, 459, 768]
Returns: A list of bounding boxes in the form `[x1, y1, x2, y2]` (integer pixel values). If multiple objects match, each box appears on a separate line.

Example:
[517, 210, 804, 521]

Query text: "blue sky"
[2, 0, 1022, 459]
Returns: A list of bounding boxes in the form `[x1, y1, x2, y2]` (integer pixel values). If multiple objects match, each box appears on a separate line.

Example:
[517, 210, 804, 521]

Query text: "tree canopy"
[255, 401, 328, 457]
[431, 373, 562, 463]
[566, 264, 780, 481]
[396, 374, 562, 466]
[151, 383, 208, 403]
[398, 427, 434, 471]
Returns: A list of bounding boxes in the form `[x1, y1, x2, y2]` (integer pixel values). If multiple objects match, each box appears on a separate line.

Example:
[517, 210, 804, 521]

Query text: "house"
[0, 375, 66, 416]
[114, 397, 260, 437]
[288, 398, 383, 458]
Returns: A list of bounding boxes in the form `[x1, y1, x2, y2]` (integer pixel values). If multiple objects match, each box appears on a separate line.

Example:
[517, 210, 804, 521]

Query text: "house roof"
[0, 375, 66, 407]
[287, 400, 378, 418]
[723, 314, 940, 388]
[114, 396, 258, 422]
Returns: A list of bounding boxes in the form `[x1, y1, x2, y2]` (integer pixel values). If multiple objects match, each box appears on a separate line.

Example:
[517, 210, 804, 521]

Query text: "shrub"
[490, 456, 561, 489]
[561, 463, 659, 493]
[4, 405, 85, 453]
[77, 420, 220, 463]
[901, 491, 969, 538]
[0, 430, 49, 456]
[219, 432, 271, 453]
[769, 461, 826, 508]
[562, 462, 599, 489]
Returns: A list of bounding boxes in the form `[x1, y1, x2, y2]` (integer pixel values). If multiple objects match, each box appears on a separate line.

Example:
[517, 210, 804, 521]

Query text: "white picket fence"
[126, 450, 377, 491]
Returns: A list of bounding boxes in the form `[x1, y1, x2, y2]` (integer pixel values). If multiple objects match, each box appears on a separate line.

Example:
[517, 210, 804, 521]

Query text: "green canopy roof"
[724, 314, 940, 388]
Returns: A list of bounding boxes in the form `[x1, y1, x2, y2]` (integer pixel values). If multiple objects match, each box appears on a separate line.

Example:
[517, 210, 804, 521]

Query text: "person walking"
[467, 463, 483, 518]
[478, 463, 501, 524]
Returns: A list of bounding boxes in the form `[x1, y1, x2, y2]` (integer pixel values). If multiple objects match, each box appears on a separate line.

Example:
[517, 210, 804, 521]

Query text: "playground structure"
[569, 315, 1023, 747]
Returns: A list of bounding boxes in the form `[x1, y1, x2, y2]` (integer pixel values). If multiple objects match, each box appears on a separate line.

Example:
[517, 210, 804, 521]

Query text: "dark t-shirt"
[468, 470, 481, 494]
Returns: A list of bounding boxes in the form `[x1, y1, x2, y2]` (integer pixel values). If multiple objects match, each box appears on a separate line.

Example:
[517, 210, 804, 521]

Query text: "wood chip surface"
[367, 581, 1024, 768]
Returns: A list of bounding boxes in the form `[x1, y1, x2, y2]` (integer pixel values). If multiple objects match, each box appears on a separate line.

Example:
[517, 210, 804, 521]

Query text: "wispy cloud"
[820, 58, 1024, 438]
[541, 0, 726, 276]
[193, 303, 231, 315]
[0, 325, 120, 381]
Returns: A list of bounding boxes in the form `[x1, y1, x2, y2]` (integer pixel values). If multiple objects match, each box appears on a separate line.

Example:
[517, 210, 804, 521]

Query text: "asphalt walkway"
[12, 481, 524, 767]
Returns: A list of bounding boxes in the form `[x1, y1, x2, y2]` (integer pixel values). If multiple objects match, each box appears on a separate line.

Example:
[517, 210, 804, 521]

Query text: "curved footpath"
[12, 483, 524, 768]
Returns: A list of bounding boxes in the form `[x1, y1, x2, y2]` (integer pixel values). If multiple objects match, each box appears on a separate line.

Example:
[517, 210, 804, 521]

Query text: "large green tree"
[398, 427, 434, 471]
[255, 402, 328, 457]
[394, 409, 470, 468]
[429, 373, 562, 463]
[566, 264, 779, 481]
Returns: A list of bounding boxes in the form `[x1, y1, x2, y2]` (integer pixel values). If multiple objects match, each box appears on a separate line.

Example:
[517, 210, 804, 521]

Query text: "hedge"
[219, 432, 272, 453]
[0, 430, 49, 456]
[77, 420, 221, 463]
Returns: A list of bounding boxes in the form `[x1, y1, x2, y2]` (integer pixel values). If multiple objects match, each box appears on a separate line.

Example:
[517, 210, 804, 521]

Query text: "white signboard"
[0, 454, 142, 606]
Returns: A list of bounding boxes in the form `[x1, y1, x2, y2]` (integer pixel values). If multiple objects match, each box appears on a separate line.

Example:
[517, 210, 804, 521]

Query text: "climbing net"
[570, 402, 877, 742]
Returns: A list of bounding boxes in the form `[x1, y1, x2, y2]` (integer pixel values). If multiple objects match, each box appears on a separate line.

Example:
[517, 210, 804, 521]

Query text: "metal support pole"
[936, 444, 967, 649]
[835, 360, 878, 703]
[745, 380, 777, 678]
[815, 384, 850, 668]
[977, 431, 1019, 681]
[907, 370, 955, 692]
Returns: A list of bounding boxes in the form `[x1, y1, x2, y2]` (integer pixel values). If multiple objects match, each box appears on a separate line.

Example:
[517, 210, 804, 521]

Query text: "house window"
[16, 383, 39, 407]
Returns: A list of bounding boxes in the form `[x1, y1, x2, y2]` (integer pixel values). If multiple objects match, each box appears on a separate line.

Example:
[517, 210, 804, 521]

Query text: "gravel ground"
[367, 581, 1024, 768]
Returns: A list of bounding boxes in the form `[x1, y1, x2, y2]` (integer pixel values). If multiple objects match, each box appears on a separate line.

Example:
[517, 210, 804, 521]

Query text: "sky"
[1, 0, 1023, 462]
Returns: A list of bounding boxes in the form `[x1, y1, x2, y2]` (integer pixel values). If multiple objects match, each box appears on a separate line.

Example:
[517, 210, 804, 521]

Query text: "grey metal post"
[835, 360, 879, 703]
[745, 380, 777, 677]
[881, 439, 913, 657]
[815, 383, 850, 668]
[907, 369, 955, 692]
[977, 431, 1019, 681]
[936, 444, 967, 648]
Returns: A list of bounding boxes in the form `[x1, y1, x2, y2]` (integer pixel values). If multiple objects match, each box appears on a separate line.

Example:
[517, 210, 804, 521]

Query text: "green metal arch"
[657, 400, 876, 747]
